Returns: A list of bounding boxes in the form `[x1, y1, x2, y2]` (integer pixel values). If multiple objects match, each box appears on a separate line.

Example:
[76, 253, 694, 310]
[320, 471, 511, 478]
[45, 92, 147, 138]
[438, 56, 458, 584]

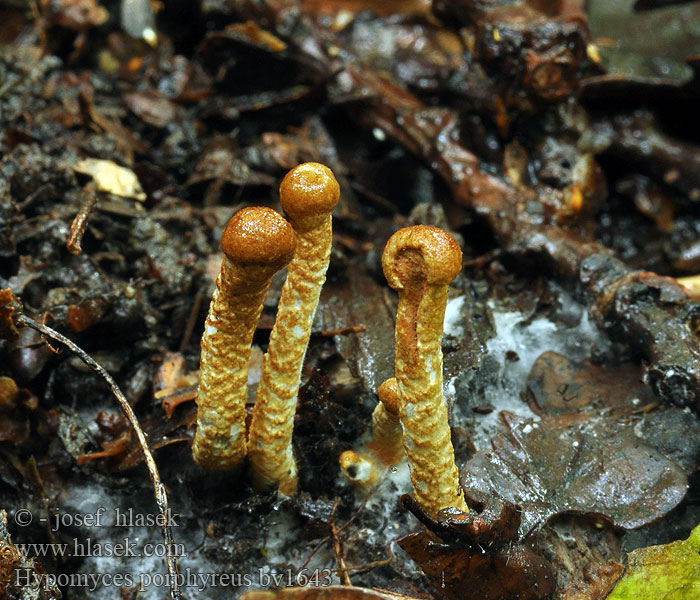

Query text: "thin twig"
[332, 556, 392, 575]
[30, 0, 48, 55]
[66, 182, 98, 255]
[40, 312, 61, 354]
[328, 499, 351, 586]
[298, 526, 331, 571]
[16, 314, 183, 600]
[345, 538, 399, 576]
[179, 291, 203, 352]
[299, 487, 377, 573]
[159, 384, 198, 419]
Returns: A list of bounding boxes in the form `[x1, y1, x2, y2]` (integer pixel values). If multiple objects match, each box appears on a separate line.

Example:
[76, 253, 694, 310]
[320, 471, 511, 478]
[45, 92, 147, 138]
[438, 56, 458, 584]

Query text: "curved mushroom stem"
[367, 377, 404, 467]
[193, 207, 296, 470]
[382, 225, 469, 517]
[339, 377, 405, 489]
[248, 163, 339, 495]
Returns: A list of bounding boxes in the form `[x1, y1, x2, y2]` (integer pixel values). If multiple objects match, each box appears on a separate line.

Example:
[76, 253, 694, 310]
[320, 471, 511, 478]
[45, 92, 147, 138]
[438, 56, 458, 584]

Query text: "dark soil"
[2, 1, 700, 599]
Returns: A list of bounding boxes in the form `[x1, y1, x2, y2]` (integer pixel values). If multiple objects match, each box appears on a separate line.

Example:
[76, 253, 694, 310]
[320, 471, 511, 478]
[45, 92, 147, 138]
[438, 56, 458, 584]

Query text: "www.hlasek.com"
[14, 568, 335, 592]
[14, 537, 186, 559]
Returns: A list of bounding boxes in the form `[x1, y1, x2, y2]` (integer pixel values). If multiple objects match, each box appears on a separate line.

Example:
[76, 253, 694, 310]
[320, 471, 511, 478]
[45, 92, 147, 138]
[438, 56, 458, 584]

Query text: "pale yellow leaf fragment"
[73, 158, 147, 201]
[677, 274, 700, 300]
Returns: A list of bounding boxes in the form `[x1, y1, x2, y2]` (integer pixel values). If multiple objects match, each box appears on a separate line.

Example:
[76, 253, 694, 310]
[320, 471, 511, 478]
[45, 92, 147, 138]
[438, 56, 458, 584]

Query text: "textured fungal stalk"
[248, 162, 340, 495]
[367, 377, 404, 467]
[193, 207, 296, 470]
[382, 225, 469, 517]
[340, 377, 404, 488]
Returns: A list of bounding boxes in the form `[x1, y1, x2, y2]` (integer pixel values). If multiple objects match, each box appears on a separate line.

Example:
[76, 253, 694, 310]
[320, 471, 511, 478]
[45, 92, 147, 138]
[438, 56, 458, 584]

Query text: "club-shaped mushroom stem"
[193, 207, 296, 470]
[382, 225, 469, 517]
[248, 162, 340, 495]
[339, 377, 405, 488]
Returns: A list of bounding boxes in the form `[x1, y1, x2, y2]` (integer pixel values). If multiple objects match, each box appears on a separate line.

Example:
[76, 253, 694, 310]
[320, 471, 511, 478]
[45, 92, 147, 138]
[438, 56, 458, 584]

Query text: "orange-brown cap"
[279, 163, 340, 232]
[220, 207, 296, 273]
[377, 377, 400, 416]
[382, 225, 462, 289]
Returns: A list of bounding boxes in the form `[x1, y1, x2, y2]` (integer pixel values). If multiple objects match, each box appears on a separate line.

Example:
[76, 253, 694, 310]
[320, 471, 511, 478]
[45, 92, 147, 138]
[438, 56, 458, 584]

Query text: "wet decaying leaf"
[538, 515, 624, 600]
[319, 268, 395, 394]
[400, 491, 521, 551]
[525, 350, 656, 416]
[397, 492, 554, 600]
[462, 352, 692, 536]
[398, 467, 623, 599]
[398, 527, 554, 600]
[123, 91, 180, 129]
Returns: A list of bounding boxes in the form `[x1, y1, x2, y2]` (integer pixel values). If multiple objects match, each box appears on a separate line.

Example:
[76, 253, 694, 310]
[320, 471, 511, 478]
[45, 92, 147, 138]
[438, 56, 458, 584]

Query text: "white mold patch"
[444, 296, 465, 337]
[452, 288, 610, 450]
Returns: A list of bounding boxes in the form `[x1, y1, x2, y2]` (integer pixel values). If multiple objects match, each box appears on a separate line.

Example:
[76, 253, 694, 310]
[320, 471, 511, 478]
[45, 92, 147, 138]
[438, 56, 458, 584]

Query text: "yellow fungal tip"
[382, 225, 462, 289]
[279, 162, 340, 231]
[339, 450, 378, 487]
[220, 207, 296, 271]
[377, 377, 400, 416]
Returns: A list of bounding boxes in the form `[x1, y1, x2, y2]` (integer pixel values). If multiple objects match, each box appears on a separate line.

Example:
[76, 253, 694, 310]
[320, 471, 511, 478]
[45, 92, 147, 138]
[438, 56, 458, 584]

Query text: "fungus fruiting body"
[247, 162, 340, 495]
[339, 377, 405, 489]
[339, 450, 379, 488]
[193, 207, 296, 470]
[382, 225, 469, 517]
[368, 377, 404, 467]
